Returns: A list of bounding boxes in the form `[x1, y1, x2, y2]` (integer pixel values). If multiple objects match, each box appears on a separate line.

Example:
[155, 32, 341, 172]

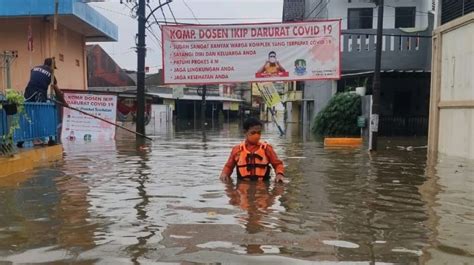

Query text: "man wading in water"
[220, 118, 285, 183]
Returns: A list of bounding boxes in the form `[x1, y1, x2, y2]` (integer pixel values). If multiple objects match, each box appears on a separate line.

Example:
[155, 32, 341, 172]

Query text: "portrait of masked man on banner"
[256, 51, 289, 78]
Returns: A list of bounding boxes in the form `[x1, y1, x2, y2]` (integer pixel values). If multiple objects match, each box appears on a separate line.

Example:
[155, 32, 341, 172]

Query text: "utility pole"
[370, 0, 384, 151]
[136, 0, 146, 137]
[201, 85, 207, 127]
[5, 54, 11, 89]
[134, 0, 172, 138]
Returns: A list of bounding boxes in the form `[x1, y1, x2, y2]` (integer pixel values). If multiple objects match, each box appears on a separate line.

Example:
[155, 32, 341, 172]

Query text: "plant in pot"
[1, 89, 27, 155]
[0, 89, 25, 115]
[344, 78, 368, 96]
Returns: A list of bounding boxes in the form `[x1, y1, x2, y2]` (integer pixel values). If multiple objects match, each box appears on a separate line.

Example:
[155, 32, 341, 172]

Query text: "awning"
[0, 0, 118, 41]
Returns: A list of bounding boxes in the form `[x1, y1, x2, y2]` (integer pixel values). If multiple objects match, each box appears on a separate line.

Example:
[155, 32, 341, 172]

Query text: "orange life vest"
[264, 63, 279, 74]
[235, 141, 271, 180]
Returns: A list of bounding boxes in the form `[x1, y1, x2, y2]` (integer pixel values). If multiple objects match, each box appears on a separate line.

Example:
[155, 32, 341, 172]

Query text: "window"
[441, 0, 474, 24]
[395, 7, 416, 28]
[348, 8, 373, 29]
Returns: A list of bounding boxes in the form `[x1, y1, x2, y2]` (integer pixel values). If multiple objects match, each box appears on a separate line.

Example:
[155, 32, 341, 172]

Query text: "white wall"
[437, 22, 474, 159]
[306, 0, 432, 30]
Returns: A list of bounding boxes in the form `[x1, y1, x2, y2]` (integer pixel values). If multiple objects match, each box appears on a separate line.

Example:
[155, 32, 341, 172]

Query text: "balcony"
[341, 14, 433, 73]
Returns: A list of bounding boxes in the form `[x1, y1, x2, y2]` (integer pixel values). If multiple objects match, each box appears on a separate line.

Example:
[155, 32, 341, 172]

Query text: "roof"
[145, 71, 163, 86]
[86, 45, 136, 87]
[0, 0, 117, 41]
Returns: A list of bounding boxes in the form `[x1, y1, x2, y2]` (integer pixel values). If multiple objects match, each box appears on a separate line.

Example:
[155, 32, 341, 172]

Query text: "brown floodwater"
[0, 122, 473, 264]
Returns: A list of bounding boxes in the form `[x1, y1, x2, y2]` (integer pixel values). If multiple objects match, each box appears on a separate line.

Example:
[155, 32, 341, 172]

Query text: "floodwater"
[0, 121, 473, 264]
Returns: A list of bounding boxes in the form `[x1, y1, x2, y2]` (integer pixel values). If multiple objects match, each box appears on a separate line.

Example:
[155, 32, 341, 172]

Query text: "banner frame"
[161, 19, 342, 85]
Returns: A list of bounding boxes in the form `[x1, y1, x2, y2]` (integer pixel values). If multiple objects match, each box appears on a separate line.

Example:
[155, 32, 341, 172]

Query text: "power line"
[111, 3, 162, 50]
[92, 5, 134, 18]
[182, 0, 200, 24]
[92, 6, 429, 21]
[123, 1, 138, 18]
[149, 20, 193, 25]
[314, 0, 332, 19]
[167, 3, 178, 24]
[147, 4, 162, 28]
[146, 27, 162, 48]
[158, 0, 168, 24]
[165, 17, 281, 20]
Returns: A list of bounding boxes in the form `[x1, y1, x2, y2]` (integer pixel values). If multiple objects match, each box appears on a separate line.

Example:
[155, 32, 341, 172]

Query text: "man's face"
[269, 53, 276, 63]
[246, 125, 262, 144]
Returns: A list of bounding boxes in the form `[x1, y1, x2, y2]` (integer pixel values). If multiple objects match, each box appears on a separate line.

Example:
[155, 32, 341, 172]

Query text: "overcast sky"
[89, 0, 284, 73]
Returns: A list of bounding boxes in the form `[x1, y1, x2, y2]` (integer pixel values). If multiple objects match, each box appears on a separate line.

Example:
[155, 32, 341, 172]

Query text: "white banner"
[162, 20, 341, 84]
[61, 93, 117, 142]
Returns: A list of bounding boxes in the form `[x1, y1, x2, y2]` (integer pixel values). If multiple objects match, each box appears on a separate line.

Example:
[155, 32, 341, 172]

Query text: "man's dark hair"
[44, 58, 53, 67]
[268, 51, 276, 57]
[243, 117, 263, 131]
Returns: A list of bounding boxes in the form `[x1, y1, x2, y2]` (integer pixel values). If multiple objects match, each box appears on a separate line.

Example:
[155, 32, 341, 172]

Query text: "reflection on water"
[225, 180, 285, 237]
[0, 121, 473, 264]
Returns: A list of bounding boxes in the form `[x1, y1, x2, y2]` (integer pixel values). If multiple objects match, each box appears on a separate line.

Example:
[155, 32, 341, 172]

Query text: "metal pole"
[5, 56, 11, 89]
[370, 0, 384, 151]
[193, 100, 196, 128]
[201, 85, 207, 127]
[50, 0, 58, 98]
[255, 83, 285, 135]
[51, 98, 153, 140]
[136, 0, 146, 137]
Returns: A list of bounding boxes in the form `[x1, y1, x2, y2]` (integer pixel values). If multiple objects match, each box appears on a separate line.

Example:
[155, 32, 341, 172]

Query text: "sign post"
[255, 83, 285, 135]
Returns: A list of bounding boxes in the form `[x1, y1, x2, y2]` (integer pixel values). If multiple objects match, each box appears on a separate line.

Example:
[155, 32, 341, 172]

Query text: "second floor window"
[348, 8, 373, 29]
[395, 7, 416, 28]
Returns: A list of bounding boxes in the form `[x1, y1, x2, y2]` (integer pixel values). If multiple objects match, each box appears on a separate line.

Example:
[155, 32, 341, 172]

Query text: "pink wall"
[0, 18, 87, 92]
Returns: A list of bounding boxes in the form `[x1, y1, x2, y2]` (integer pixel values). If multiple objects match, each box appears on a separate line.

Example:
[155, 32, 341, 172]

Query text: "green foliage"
[312, 92, 362, 137]
[6, 89, 25, 111]
[1, 89, 29, 155]
[344, 77, 368, 92]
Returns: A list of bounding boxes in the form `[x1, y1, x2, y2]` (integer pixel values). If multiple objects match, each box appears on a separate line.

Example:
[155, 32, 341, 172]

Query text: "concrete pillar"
[303, 100, 308, 124]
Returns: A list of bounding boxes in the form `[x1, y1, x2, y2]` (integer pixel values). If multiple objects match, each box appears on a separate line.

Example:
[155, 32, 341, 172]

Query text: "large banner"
[61, 93, 117, 141]
[162, 20, 341, 84]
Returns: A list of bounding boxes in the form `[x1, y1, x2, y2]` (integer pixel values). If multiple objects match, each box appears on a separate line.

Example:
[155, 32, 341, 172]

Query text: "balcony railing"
[1, 102, 59, 151]
[341, 14, 434, 72]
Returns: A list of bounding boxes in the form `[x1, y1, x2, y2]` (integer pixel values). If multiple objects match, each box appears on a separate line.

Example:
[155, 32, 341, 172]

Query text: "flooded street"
[0, 122, 473, 264]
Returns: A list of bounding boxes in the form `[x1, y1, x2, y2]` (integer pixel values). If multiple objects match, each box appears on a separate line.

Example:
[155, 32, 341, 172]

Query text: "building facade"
[283, 0, 434, 136]
[0, 0, 117, 92]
